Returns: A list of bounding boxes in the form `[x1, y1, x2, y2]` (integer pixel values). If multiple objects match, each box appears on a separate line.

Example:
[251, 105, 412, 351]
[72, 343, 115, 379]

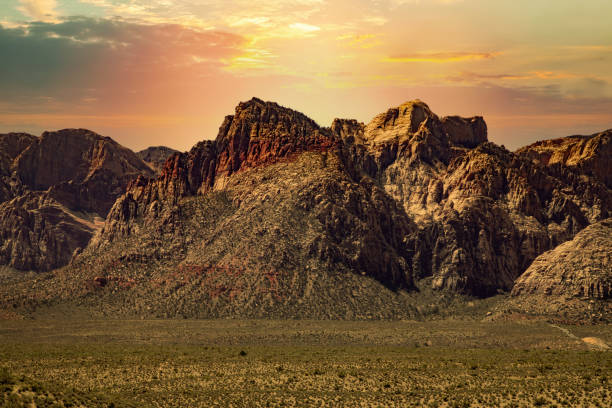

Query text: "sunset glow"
[1, 0, 611, 151]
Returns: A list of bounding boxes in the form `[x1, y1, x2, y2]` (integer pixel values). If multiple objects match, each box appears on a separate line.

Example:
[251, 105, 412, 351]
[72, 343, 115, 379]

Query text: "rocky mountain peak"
[209, 98, 335, 187]
[1, 98, 610, 321]
[364, 99, 437, 144]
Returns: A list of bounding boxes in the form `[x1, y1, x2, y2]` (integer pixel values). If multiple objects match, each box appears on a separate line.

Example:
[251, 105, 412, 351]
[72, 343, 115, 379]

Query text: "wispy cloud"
[383, 51, 500, 63]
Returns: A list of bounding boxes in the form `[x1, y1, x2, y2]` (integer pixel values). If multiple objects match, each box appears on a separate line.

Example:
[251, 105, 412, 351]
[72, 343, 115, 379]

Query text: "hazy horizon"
[1, 0, 611, 151]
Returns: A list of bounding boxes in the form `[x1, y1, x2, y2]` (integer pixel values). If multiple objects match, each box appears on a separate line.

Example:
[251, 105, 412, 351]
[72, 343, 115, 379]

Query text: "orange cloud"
[383, 51, 501, 63]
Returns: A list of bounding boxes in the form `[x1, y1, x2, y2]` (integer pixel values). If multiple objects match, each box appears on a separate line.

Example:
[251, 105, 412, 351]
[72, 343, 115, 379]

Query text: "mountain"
[495, 218, 611, 323]
[137, 146, 180, 174]
[3, 98, 608, 320]
[0, 129, 155, 271]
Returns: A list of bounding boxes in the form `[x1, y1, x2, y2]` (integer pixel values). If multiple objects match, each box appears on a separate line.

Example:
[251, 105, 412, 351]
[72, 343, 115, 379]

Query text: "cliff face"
[0, 129, 154, 271]
[336, 101, 609, 296]
[0, 133, 37, 202]
[14, 128, 155, 216]
[89, 99, 417, 318]
[37, 97, 606, 320]
[0, 192, 98, 271]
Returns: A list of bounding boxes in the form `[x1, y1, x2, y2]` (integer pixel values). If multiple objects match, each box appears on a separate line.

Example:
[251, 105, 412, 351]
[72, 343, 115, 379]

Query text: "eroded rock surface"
[517, 129, 612, 188]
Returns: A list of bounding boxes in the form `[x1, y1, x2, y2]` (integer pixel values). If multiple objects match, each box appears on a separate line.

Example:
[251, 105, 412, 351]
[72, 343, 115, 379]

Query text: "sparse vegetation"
[0, 319, 610, 407]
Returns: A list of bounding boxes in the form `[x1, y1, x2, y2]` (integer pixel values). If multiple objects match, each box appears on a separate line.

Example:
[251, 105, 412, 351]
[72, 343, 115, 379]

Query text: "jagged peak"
[231, 97, 321, 129]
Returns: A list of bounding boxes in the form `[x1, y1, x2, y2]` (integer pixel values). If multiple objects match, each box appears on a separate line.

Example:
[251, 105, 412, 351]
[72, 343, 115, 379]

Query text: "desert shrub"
[0, 367, 12, 384]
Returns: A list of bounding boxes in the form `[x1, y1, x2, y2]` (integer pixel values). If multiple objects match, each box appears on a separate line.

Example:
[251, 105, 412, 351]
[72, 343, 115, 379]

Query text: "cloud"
[384, 51, 500, 63]
[288, 22, 321, 33]
[0, 17, 245, 112]
[17, 0, 57, 21]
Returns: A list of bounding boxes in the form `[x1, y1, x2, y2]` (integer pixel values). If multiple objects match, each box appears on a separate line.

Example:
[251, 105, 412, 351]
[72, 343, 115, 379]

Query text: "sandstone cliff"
[0, 133, 37, 202]
[14, 128, 155, 216]
[1, 99, 610, 320]
[9, 97, 603, 319]
[337, 100, 609, 296]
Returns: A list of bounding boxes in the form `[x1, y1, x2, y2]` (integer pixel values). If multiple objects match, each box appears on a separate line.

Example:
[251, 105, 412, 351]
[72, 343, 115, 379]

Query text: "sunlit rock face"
[516, 129, 612, 189]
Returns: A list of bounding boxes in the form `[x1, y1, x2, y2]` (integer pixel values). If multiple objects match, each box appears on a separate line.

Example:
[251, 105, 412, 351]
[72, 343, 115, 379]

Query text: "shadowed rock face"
[0, 129, 154, 271]
[0, 192, 96, 271]
[0, 133, 37, 202]
[15, 128, 155, 216]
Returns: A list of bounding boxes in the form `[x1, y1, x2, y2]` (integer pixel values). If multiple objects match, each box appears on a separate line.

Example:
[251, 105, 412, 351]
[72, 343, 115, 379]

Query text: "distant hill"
[137, 146, 180, 174]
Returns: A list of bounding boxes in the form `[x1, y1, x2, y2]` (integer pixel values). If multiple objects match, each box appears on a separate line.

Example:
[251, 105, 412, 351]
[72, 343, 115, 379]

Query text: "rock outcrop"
[338, 100, 609, 296]
[136, 146, 180, 174]
[0, 133, 37, 202]
[496, 219, 612, 322]
[512, 218, 611, 300]
[0, 192, 98, 271]
[0, 129, 154, 271]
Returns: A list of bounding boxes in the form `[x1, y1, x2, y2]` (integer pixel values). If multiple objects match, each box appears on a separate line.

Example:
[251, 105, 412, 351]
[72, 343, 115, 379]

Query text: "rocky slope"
[2, 98, 608, 320]
[0, 129, 154, 271]
[495, 218, 611, 322]
[137, 146, 180, 174]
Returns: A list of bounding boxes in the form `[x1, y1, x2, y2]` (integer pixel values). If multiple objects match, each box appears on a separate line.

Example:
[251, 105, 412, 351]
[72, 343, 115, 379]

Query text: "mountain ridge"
[0, 98, 610, 322]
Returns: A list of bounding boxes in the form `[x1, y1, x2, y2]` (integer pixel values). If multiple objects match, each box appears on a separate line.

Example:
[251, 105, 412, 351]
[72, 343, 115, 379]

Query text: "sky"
[0, 0, 611, 152]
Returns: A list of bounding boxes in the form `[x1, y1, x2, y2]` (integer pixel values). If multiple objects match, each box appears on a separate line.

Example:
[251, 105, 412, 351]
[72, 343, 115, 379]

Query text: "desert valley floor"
[1, 319, 610, 407]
